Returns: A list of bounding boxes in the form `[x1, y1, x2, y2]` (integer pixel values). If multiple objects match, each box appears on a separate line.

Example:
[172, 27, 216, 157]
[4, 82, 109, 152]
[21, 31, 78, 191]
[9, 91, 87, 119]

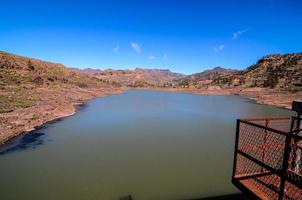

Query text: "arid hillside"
[236, 53, 302, 90]
[0, 51, 120, 143]
[179, 53, 302, 91]
[176, 67, 238, 88]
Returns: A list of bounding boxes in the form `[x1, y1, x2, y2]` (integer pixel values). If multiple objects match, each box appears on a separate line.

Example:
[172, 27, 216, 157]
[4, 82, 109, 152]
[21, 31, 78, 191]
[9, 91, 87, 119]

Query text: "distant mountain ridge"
[82, 67, 185, 87]
[1, 50, 302, 92]
[181, 67, 237, 81]
[79, 53, 302, 90]
[175, 67, 238, 88]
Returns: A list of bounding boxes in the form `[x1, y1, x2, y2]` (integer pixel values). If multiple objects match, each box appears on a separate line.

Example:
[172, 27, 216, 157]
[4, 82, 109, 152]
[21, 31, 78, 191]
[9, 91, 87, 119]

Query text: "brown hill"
[82, 67, 185, 87]
[210, 53, 302, 91]
[0, 51, 114, 113]
[176, 67, 238, 88]
[0, 51, 119, 143]
[175, 53, 302, 91]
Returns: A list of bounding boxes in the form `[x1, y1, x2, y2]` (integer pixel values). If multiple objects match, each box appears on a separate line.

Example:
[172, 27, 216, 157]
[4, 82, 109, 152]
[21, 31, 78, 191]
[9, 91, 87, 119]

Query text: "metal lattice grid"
[232, 117, 302, 200]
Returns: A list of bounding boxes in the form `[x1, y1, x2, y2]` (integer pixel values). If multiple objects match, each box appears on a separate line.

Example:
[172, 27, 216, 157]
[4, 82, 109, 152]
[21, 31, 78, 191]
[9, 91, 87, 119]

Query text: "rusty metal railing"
[232, 117, 302, 200]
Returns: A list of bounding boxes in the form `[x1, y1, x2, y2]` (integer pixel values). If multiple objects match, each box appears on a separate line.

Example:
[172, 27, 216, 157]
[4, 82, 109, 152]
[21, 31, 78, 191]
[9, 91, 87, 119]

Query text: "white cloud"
[163, 53, 168, 60]
[232, 29, 248, 40]
[213, 44, 225, 53]
[113, 45, 119, 53]
[130, 42, 142, 54]
[148, 54, 156, 60]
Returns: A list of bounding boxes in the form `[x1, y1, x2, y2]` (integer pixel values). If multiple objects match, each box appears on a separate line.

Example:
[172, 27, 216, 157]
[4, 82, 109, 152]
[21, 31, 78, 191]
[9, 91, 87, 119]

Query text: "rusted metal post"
[278, 134, 292, 200]
[232, 119, 241, 179]
[294, 114, 301, 174]
[290, 101, 302, 173]
[289, 117, 296, 170]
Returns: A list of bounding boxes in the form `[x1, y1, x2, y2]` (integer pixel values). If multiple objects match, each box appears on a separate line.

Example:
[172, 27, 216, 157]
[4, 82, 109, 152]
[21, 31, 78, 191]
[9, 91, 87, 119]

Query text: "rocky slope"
[176, 53, 302, 91]
[176, 67, 238, 88]
[237, 53, 302, 90]
[0, 51, 121, 143]
[214, 53, 302, 90]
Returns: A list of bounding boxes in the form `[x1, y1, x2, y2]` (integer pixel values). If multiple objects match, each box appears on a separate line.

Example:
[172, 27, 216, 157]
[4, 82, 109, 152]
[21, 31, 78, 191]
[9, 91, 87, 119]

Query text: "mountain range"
[81, 67, 185, 87]
[80, 53, 302, 91]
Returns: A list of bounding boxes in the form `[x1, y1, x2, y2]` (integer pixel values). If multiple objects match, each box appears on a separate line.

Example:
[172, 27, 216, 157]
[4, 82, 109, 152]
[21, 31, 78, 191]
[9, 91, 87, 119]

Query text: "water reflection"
[0, 132, 46, 155]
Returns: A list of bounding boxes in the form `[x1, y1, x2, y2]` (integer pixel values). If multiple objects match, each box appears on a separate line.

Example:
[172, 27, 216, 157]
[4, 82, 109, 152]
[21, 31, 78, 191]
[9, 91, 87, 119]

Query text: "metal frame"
[232, 117, 302, 200]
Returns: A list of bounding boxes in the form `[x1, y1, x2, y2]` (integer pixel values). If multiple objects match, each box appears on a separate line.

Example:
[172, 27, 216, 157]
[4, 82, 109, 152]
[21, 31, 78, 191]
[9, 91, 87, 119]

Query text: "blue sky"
[0, 0, 301, 74]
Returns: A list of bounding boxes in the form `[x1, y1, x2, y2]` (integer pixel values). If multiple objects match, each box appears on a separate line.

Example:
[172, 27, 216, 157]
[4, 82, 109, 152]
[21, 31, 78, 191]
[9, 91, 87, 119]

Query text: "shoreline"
[1, 87, 300, 145]
[0, 109, 76, 145]
[130, 88, 302, 110]
[0, 87, 125, 145]
[131, 87, 301, 110]
[0, 102, 91, 146]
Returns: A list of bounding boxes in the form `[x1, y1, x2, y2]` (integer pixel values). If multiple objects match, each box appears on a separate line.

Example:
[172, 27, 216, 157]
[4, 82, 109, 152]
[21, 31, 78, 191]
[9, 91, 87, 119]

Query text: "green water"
[0, 90, 293, 200]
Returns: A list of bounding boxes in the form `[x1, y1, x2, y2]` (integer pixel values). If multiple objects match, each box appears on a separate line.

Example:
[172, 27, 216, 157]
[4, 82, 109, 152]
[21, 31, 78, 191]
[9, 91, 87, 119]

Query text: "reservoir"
[0, 90, 293, 200]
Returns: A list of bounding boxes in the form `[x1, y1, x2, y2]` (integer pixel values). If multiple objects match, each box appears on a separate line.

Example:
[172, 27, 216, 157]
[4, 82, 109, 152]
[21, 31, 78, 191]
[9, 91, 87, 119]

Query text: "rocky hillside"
[176, 67, 238, 88]
[0, 51, 121, 143]
[82, 67, 185, 87]
[0, 51, 113, 113]
[238, 53, 302, 90]
[213, 53, 302, 91]
[177, 53, 302, 91]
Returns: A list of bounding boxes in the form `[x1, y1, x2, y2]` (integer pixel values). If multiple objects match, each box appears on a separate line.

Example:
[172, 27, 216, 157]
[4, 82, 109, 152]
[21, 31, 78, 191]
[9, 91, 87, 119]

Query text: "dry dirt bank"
[0, 87, 124, 144]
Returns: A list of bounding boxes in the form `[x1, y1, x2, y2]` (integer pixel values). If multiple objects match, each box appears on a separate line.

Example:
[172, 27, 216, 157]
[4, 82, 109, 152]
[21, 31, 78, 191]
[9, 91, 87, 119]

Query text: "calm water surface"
[0, 90, 293, 200]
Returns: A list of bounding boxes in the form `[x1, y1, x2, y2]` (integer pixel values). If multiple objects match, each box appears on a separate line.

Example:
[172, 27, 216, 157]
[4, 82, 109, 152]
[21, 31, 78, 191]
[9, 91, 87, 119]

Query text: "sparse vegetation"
[0, 51, 114, 114]
[0, 94, 36, 113]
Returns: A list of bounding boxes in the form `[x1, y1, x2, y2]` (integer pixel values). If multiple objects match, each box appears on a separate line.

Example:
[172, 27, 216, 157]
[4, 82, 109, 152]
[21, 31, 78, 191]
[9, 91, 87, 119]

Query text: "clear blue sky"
[0, 0, 301, 74]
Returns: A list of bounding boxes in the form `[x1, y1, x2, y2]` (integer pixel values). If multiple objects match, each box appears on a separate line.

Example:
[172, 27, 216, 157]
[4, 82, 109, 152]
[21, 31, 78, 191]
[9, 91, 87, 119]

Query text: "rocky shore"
[0, 87, 124, 144]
